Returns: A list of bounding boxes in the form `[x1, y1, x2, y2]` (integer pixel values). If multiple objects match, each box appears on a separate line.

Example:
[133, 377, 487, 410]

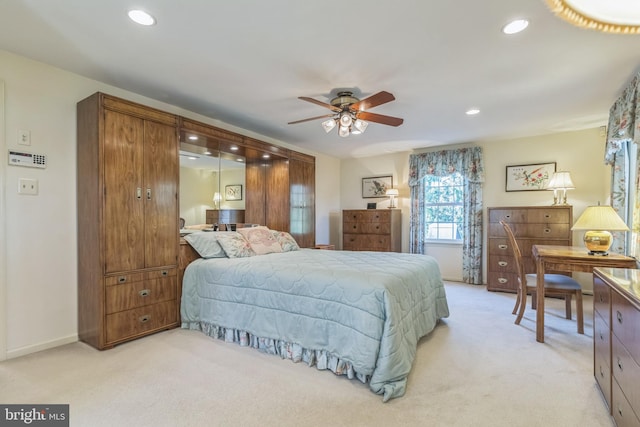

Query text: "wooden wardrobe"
[77, 93, 180, 350]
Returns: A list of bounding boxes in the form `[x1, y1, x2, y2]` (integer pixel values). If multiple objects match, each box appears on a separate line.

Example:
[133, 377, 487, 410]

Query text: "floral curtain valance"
[408, 146, 485, 186]
[605, 71, 640, 165]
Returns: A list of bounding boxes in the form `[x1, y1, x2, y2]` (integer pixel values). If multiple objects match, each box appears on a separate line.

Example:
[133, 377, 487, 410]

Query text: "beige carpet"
[0, 282, 614, 427]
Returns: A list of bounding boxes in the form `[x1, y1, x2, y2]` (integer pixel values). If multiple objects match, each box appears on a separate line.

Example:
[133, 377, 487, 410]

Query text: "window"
[423, 173, 464, 241]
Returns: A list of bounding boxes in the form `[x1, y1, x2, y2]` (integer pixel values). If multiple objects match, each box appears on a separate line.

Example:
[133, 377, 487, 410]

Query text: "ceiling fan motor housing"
[331, 91, 359, 109]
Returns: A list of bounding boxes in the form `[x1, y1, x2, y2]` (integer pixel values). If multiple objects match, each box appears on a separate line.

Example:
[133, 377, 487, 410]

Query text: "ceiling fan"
[288, 90, 404, 137]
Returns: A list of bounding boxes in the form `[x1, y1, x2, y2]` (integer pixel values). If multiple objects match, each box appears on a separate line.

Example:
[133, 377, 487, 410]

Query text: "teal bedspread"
[181, 249, 449, 401]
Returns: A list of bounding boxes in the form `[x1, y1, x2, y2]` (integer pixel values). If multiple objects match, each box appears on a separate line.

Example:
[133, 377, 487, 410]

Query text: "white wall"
[340, 127, 611, 287]
[0, 50, 339, 359]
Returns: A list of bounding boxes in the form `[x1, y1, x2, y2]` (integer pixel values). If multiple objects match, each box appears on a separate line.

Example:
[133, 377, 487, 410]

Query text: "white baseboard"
[6, 334, 78, 360]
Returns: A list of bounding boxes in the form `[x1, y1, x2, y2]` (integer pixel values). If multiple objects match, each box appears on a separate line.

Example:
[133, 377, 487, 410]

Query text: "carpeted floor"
[0, 282, 614, 426]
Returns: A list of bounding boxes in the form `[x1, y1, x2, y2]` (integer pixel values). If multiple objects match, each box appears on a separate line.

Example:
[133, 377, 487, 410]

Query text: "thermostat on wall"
[8, 150, 47, 169]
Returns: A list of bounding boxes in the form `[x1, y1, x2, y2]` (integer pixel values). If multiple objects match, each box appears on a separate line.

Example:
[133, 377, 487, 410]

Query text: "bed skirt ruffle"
[183, 321, 370, 384]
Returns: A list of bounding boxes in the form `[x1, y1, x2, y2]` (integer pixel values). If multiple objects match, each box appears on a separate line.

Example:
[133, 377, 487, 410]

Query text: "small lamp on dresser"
[386, 188, 399, 209]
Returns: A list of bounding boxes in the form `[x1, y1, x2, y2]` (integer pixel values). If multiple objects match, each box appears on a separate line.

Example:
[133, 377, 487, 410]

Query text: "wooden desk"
[532, 245, 636, 343]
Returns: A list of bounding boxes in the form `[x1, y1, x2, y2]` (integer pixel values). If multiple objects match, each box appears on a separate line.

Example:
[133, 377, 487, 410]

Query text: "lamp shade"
[385, 189, 399, 197]
[571, 205, 629, 255]
[385, 188, 399, 209]
[547, 171, 575, 189]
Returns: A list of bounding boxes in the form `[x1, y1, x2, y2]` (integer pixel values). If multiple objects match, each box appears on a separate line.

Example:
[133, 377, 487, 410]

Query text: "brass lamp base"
[584, 230, 613, 256]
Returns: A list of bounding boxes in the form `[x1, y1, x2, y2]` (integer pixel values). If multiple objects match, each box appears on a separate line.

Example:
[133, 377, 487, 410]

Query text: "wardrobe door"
[103, 110, 145, 274]
[143, 120, 178, 268]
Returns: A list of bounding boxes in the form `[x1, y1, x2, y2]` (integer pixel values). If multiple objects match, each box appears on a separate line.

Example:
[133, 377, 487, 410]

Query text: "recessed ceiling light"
[230, 146, 239, 151]
[128, 10, 156, 26]
[188, 135, 198, 141]
[502, 19, 529, 34]
[466, 109, 480, 115]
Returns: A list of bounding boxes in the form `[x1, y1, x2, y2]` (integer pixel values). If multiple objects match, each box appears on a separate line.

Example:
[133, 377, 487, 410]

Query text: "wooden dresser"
[342, 209, 401, 252]
[487, 206, 572, 292]
[593, 268, 640, 427]
[77, 93, 179, 350]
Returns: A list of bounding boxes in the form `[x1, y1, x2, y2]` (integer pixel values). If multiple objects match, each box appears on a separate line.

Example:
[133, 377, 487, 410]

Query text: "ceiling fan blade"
[350, 91, 395, 111]
[356, 111, 404, 127]
[299, 96, 342, 112]
[288, 114, 335, 125]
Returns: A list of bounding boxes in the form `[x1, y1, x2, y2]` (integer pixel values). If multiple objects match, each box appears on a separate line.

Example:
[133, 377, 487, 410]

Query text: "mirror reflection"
[179, 140, 246, 230]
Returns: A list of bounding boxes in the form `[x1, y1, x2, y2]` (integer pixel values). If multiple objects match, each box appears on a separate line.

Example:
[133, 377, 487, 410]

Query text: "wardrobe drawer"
[105, 275, 177, 314]
[595, 345, 611, 412]
[593, 275, 611, 322]
[105, 300, 177, 343]
[594, 310, 611, 366]
[612, 376, 640, 427]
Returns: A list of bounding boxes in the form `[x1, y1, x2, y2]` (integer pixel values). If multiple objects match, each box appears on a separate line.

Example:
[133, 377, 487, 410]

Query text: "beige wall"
[340, 128, 611, 287]
[0, 50, 338, 359]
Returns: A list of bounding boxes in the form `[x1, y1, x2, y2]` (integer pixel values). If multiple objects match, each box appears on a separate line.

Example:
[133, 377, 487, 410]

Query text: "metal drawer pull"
[618, 406, 623, 417]
[544, 214, 551, 218]
[139, 289, 150, 297]
[146, 188, 151, 200]
[498, 244, 508, 250]
[498, 278, 508, 284]
[118, 276, 126, 283]
[139, 315, 150, 324]
[543, 228, 551, 234]
[599, 331, 604, 341]
[498, 261, 508, 267]
[136, 187, 142, 199]
[617, 357, 623, 371]
[599, 365, 605, 378]
[617, 310, 623, 324]
[161, 270, 168, 276]
[504, 215, 511, 219]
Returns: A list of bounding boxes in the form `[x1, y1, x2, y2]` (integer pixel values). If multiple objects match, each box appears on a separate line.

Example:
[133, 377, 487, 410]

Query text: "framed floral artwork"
[505, 162, 556, 192]
[362, 175, 393, 198]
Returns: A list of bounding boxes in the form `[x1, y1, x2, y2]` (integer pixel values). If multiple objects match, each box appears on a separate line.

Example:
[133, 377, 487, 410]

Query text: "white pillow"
[270, 230, 300, 252]
[215, 232, 256, 258]
[184, 231, 232, 258]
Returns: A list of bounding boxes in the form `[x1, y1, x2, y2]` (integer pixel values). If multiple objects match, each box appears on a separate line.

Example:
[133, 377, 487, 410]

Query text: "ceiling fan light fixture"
[353, 119, 368, 133]
[544, 0, 640, 33]
[338, 126, 350, 137]
[321, 118, 337, 133]
[339, 112, 353, 127]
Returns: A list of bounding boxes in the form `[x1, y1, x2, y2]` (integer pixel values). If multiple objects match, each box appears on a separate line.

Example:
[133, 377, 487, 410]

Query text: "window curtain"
[604, 71, 640, 257]
[408, 147, 485, 284]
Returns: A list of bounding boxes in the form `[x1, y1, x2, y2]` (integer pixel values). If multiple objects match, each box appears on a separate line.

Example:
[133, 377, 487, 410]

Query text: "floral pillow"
[237, 226, 283, 255]
[271, 230, 300, 252]
[183, 231, 229, 258]
[215, 232, 256, 258]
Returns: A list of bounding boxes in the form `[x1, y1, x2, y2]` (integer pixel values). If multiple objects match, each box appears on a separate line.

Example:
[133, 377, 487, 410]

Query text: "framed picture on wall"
[362, 175, 393, 198]
[225, 184, 243, 201]
[505, 162, 555, 192]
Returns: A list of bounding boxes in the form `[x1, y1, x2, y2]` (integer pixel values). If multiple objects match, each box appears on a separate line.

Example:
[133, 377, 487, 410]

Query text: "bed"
[179, 228, 449, 402]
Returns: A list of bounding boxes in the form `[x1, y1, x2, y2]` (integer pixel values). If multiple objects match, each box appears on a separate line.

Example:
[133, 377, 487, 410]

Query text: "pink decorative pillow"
[215, 232, 255, 258]
[237, 226, 283, 255]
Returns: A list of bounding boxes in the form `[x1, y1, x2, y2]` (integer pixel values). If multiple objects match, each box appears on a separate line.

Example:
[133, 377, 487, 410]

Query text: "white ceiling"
[2, 0, 640, 159]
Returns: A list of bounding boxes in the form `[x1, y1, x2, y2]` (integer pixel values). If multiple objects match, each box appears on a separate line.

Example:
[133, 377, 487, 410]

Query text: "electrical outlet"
[18, 130, 31, 146]
[18, 178, 38, 195]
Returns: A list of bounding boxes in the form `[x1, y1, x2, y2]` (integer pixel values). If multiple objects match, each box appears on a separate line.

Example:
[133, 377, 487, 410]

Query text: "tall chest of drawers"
[593, 268, 640, 427]
[487, 206, 572, 292]
[342, 209, 401, 252]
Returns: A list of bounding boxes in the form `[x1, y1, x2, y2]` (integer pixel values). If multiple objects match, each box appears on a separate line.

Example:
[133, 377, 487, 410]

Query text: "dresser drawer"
[105, 274, 177, 314]
[595, 343, 611, 412]
[343, 234, 390, 251]
[594, 311, 611, 376]
[487, 272, 518, 292]
[527, 209, 571, 224]
[105, 300, 177, 343]
[488, 223, 569, 239]
[594, 275, 611, 322]
[612, 291, 640, 364]
[613, 332, 640, 417]
[488, 255, 516, 273]
[343, 222, 391, 235]
[488, 238, 511, 255]
[612, 377, 640, 427]
[343, 210, 390, 223]
[488, 209, 528, 224]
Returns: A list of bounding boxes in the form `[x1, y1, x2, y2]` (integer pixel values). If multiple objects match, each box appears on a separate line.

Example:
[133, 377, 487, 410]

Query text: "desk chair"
[500, 220, 584, 334]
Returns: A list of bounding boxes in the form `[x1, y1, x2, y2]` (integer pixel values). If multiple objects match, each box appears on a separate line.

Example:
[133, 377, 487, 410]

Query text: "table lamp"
[547, 171, 574, 205]
[571, 204, 629, 255]
[385, 188, 399, 209]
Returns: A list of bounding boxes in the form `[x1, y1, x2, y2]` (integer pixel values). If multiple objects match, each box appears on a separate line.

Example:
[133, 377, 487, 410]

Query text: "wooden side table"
[312, 244, 335, 250]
